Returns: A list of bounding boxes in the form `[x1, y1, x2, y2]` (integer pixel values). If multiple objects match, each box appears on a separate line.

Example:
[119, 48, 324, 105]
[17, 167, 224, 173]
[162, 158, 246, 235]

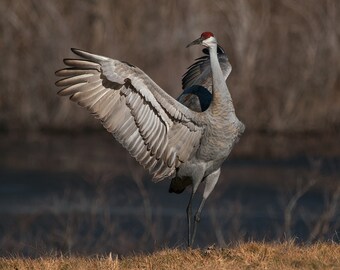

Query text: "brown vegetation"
[1, 0, 340, 133]
[1, 242, 340, 270]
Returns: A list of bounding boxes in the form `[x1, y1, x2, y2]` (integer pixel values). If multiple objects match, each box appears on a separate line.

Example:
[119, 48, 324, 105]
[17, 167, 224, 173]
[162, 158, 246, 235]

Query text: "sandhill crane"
[55, 32, 245, 247]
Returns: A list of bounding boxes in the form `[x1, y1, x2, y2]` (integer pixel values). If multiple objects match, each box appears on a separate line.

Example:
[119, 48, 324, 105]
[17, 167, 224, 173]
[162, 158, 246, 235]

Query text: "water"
[0, 132, 339, 256]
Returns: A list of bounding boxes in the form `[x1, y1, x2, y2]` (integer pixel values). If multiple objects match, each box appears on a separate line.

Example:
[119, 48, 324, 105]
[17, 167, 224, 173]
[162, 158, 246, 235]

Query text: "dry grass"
[1, 242, 340, 270]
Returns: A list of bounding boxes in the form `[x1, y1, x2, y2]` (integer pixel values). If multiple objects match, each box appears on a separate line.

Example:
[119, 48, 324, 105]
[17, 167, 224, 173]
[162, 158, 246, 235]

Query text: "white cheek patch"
[203, 36, 216, 47]
[206, 36, 215, 42]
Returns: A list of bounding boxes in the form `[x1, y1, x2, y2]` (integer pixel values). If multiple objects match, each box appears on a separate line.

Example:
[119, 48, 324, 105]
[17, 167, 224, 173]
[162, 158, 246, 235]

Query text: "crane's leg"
[186, 173, 203, 247]
[186, 189, 194, 247]
[190, 169, 220, 247]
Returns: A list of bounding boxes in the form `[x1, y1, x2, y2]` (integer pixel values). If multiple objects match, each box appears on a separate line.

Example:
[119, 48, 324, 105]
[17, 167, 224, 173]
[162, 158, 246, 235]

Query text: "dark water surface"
[0, 132, 339, 256]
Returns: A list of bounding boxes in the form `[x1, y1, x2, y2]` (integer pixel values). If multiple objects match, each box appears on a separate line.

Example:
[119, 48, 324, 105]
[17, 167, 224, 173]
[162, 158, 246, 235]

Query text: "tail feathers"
[168, 176, 192, 194]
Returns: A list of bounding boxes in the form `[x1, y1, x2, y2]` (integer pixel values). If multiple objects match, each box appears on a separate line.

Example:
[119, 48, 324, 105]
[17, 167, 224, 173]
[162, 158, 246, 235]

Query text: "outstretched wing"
[56, 49, 204, 181]
[181, 45, 231, 91]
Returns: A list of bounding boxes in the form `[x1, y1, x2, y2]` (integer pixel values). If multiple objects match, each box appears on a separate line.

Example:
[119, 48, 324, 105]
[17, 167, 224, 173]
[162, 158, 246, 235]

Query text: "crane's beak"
[186, 37, 203, 48]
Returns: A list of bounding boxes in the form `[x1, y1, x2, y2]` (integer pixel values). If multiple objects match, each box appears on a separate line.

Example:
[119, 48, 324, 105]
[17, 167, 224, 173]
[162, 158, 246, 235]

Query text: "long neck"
[209, 45, 235, 115]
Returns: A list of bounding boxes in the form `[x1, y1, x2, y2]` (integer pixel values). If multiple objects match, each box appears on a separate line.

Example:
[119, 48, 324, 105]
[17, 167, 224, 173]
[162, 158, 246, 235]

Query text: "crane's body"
[56, 32, 244, 247]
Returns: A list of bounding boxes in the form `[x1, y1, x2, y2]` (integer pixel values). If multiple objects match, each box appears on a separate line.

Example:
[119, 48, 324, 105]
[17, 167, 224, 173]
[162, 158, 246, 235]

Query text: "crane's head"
[186, 32, 217, 48]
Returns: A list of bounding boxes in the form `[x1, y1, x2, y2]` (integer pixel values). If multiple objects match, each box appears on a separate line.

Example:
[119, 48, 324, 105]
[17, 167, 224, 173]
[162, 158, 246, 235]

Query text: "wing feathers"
[55, 68, 97, 77]
[56, 49, 204, 181]
[182, 45, 231, 90]
[55, 74, 94, 87]
[63, 59, 99, 70]
[58, 83, 87, 96]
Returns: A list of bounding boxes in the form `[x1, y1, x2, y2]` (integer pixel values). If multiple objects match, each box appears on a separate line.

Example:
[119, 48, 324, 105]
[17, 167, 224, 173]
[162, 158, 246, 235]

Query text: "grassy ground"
[1, 242, 339, 270]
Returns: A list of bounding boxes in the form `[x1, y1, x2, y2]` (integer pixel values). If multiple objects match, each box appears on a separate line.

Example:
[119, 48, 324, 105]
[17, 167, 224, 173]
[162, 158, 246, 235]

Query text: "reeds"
[1, 0, 339, 133]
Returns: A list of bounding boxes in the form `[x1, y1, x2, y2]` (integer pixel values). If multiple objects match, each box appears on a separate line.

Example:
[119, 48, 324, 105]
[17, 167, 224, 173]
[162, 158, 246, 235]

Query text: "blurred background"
[0, 0, 339, 256]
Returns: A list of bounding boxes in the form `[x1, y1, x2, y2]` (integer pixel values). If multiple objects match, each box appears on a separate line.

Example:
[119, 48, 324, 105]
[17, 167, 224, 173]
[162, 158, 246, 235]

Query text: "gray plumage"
[55, 32, 244, 247]
[178, 45, 230, 113]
